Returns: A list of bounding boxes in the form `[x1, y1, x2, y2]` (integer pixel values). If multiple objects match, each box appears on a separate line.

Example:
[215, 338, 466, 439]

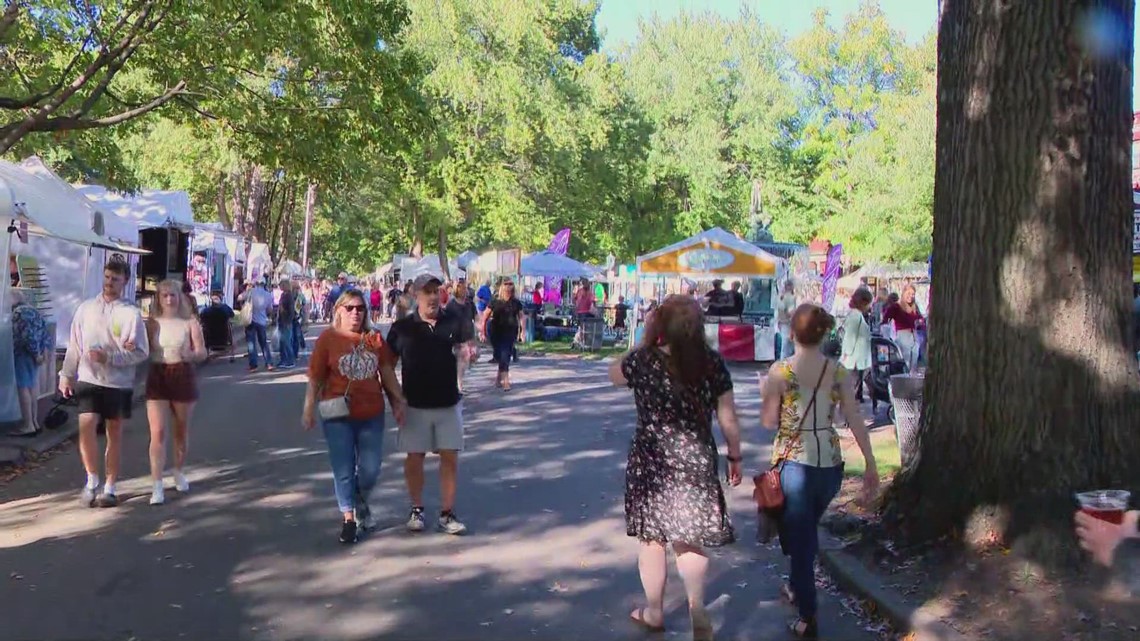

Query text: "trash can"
[889, 373, 925, 465]
[579, 317, 605, 351]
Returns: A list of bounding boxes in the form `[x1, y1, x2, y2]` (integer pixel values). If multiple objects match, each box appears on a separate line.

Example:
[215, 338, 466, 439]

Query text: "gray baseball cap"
[413, 274, 443, 291]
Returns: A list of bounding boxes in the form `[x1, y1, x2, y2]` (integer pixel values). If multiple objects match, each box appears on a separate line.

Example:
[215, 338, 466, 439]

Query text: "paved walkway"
[0, 343, 874, 641]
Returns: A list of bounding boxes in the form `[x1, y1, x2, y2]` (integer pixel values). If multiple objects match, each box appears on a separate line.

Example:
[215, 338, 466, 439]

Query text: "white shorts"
[398, 404, 464, 453]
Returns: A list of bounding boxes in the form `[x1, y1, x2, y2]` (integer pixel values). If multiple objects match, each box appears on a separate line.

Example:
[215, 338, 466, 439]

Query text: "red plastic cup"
[1075, 490, 1130, 524]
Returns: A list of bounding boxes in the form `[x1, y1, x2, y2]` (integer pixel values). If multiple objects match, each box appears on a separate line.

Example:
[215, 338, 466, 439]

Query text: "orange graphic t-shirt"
[308, 329, 395, 420]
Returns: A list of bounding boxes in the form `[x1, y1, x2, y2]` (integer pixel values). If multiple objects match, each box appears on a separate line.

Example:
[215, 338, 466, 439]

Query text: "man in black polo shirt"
[386, 274, 476, 535]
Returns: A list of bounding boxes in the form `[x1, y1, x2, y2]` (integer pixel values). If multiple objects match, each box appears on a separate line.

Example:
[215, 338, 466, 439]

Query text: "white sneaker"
[406, 507, 426, 532]
[149, 487, 165, 505]
[81, 486, 96, 507]
[173, 471, 190, 493]
[438, 511, 468, 535]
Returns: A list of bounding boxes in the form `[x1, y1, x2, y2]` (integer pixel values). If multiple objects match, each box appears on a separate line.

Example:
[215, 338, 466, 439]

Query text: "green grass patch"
[523, 341, 625, 360]
[842, 430, 901, 478]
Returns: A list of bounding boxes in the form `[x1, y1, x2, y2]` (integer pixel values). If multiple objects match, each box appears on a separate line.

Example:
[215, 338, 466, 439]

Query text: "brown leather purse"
[753, 363, 829, 511]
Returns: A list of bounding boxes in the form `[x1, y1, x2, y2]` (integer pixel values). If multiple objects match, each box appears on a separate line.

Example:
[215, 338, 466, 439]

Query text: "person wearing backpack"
[11, 289, 54, 435]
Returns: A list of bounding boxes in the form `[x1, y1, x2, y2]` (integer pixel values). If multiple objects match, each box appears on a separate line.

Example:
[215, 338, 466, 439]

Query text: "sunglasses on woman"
[342, 304, 366, 312]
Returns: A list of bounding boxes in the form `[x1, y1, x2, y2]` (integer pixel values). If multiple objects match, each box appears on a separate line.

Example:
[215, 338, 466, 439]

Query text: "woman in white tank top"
[143, 279, 206, 505]
[761, 303, 878, 639]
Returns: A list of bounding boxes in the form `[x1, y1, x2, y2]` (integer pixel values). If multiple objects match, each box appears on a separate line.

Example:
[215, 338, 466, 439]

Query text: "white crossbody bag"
[317, 336, 365, 420]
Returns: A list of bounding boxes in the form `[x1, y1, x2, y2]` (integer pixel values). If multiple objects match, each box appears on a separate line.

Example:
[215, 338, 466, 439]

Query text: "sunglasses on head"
[342, 304, 366, 312]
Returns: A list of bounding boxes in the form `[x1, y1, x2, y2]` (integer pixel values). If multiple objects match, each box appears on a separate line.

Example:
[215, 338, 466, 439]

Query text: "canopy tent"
[456, 250, 479, 270]
[75, 184, 195, 230]
[636, 227, 780, 278]
[838, 261, 928, 288]
[400, 254, 462, 281]
[246, 242, 273, 284]
[520, 250, 595, 279]
[276, 259, 305, 278]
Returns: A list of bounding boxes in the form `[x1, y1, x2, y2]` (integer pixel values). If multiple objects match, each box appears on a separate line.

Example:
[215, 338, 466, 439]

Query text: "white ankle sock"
[153, 480, 164, 491]
[103, 481, 116, 495]
[86, 474, 100, 490]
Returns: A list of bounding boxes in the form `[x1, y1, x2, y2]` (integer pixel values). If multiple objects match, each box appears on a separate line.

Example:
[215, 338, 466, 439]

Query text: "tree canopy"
[1, 0, 937, 273]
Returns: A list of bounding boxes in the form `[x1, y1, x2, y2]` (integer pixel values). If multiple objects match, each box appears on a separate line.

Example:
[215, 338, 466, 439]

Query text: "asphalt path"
[0, 333, 876, 641]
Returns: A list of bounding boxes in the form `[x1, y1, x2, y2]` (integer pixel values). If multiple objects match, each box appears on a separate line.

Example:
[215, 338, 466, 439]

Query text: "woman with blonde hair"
[304, 290, 406, 544]
[882, 284, 924, 371]
[479, 279, 525, 391]
[143, 279, 207, 505]
[608, 295, 743, 641]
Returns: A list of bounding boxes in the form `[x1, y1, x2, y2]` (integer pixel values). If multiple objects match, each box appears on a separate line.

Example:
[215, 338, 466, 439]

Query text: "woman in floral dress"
[608, 295, 744, 641]
[761, 303, 879, 639]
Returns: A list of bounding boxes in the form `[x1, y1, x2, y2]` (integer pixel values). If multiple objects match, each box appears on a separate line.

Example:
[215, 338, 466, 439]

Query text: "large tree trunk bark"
[301, 181, 317, 270]
[214, 174, 232, 230]
[410, 204, 425, 258]
[883, 0, 1140, 563]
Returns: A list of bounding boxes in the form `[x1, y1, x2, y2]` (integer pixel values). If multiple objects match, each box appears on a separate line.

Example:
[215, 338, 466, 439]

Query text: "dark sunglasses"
[342, 304, 366, 312]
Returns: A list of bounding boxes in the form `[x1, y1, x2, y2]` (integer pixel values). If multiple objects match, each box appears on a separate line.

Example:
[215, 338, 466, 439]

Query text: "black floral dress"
[621, 347, 735, 547]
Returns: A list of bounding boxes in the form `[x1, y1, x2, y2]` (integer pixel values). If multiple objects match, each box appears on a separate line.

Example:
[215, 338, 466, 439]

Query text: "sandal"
[629, 608, 665, 633]
[789, 617, 818, 639]
[691, 608, 714, 641]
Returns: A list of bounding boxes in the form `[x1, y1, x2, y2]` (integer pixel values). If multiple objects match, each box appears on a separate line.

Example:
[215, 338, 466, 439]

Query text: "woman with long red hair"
[608, 295, 744, 641]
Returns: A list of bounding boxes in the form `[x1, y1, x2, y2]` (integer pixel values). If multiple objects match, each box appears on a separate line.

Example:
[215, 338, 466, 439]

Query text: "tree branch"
[0, 0, 23, 42]
[1, 81, 186, 137]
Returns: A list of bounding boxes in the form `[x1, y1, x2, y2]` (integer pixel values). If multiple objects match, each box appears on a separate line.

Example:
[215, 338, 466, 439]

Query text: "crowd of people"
[31, 256, 1137, 641]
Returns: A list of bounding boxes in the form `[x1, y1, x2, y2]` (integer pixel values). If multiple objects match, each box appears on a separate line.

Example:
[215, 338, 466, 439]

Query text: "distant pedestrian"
[839, 289, 873, 403]
[608, 295, 744, 641]
[238, 279, 274, 372]
[445, 282, 478, 392]
[882, 284, 924, 371]
[143, 280, 207, 505]
[386, 274, 476, 536]
[11, 289, 53, 435]
[276, 278, 298, 369]
[304, 290, 406, 544]
[479, 279, 525, 391]
[58, 259, 150, 508]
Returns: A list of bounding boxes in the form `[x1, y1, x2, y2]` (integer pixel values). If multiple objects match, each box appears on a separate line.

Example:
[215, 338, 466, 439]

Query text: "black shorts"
[74, 381, 133, 420]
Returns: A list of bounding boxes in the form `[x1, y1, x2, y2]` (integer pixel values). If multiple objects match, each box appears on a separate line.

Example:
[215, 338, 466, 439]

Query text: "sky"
[595, 0, 1140, 93]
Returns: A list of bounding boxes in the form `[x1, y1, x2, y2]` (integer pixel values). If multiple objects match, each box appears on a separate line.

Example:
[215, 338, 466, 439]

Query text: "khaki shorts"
[398, 404, 464, 453]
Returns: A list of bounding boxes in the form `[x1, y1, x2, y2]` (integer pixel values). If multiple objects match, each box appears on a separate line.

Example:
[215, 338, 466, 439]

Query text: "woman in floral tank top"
[761, 303, 879, 639]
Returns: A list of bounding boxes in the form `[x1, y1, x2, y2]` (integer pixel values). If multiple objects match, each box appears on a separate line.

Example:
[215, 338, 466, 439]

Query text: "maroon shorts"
[145, 363, 199, 403]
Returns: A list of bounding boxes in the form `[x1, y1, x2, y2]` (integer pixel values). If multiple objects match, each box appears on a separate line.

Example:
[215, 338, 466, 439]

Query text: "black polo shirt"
[386, 308, 474, 409]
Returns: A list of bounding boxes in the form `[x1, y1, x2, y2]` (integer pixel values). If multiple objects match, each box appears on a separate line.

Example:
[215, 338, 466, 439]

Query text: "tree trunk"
[214, 174, 232, 230]
[882, 0, 1140, 563]
[301, 181, 317, 270]
[437, 224, 450, 279]
[245, 166, 266, 240]
[410, 204, 424, 258]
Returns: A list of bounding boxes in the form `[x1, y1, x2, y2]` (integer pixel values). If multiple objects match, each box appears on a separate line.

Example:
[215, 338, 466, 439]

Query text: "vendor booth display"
[1, 160, 148, 425]
[632, 227, 783, 362]
[190, 223, 243, 307]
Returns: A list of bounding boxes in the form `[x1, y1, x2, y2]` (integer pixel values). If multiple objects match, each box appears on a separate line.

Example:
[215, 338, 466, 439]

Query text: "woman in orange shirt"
[303, 290, 406, 544]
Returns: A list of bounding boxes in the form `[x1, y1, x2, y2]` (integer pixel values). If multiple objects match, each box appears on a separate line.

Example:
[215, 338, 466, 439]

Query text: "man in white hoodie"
[58, 259, 150, 508]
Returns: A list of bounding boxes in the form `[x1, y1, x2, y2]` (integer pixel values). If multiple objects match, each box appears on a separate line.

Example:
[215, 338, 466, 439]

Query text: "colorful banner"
[543, 228, 571, 306]
[821, 243, 843, 312]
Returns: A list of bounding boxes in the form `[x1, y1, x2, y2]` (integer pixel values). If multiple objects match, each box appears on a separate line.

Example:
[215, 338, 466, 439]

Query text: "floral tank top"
[769, 359, 847, 468]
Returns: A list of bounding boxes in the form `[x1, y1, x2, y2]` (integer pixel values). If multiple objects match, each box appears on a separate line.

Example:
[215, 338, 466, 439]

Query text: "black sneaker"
[406, 506, 426, 532]
[95, 492, 119, 508]
[339, 519, 359, 544]
[438, 510, 468, 535]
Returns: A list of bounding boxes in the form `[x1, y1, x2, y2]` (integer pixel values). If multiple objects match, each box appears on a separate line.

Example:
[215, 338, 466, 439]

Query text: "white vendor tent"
[520, 250, 596, 279]
[456, 250, 479, 270]
[0, 160, 147, 424]
[400, 254, 462, 281]
[75, 184, 195, 230]
[246, 242, 273, 284]
[14, 158, 145, 350]
[637, 227, 781, 278]
[277, 259, 305, 278]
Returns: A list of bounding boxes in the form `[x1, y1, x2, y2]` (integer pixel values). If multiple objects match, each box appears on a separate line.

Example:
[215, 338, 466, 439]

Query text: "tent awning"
[75, 184, 195, 230]
[636, 227, 779, 277]
[0, 159, 149, 254]
[520, 251, 595, 278]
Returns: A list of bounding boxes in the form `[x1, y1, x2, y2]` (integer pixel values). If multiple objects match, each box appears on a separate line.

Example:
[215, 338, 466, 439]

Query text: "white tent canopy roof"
[400, 254, 462, 280]
[75, 184, 195, 230]
[0, 159, 146, 253]
[456, 250, 479, 269]
[19, 157, 143, 250]
[276, 259, 305, 278]
[520, 250, 595, 278]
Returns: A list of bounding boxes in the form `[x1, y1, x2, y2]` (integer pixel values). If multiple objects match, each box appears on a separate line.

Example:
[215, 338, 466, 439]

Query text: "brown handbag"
[752, 362, 830, 511]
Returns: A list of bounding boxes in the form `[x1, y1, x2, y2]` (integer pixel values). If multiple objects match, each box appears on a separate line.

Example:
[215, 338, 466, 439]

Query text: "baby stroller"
[866, 335, 908, 415]
[199, 305, 237, 362]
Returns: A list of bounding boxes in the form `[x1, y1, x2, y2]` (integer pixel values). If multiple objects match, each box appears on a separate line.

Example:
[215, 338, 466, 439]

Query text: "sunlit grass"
[843, 429, 902, 478]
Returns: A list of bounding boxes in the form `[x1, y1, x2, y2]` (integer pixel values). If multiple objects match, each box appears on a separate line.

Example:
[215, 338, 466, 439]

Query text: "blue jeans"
[245, 323, 271, 368]
[277, 322, 296, 367]
[780, 461, 843, 620]
[322, 415, 385, 514]
[292, 319, 305, 354]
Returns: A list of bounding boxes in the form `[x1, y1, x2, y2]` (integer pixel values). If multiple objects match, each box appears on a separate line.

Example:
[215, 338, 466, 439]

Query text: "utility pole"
[301, 181, 317, 272]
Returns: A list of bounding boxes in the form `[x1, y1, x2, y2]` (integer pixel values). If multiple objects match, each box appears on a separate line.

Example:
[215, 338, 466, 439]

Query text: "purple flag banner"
[821, 243, 842, 312]
[543, 228, 571, 306]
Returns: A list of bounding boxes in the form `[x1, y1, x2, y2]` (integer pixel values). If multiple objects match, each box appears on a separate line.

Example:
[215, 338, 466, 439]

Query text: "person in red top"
[881, 284, 924, 371]
[532, 285, 544, 307]
[303, 289, 406, 544]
